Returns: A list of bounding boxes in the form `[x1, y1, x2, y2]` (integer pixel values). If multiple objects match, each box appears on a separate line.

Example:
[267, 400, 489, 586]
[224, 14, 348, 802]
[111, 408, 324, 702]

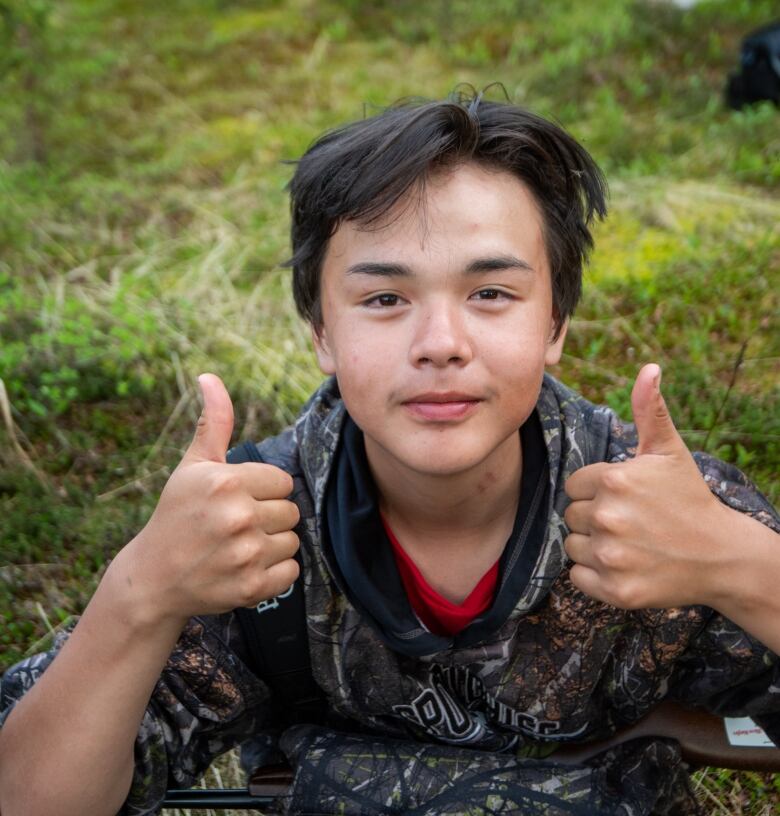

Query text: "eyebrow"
[345, 255, 534, 277]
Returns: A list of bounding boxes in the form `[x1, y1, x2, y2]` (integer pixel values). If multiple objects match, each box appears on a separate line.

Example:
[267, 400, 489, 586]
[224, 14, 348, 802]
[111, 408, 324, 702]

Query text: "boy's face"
[313, 162, 566, 479]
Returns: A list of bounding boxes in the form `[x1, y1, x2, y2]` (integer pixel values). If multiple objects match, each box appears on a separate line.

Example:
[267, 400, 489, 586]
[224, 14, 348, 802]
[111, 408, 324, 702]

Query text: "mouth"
[401, 392, 483, 422]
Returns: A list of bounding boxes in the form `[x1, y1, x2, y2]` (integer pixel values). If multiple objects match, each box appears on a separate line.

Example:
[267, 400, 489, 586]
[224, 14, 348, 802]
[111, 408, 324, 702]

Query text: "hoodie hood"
[283, 374, 613, 657]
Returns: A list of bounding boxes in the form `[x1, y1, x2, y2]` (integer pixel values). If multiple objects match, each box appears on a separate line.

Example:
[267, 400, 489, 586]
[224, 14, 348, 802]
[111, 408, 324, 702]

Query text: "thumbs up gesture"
[117, 373, 301, 626]
[563, 364, 731, 610]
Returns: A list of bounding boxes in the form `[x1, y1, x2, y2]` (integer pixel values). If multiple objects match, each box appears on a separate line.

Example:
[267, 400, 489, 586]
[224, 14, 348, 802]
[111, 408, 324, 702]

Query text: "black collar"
[322, 412, 550, 657]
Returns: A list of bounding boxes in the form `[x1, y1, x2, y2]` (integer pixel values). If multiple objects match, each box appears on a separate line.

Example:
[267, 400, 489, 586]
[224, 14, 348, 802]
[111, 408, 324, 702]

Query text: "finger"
[267, 530, 300, 561]
[563, 500, 593, 535]
[631, 363, 683, 456]
[249, 530, 300, 570]
[564, 532, 596, 568]
[186, 373, 234, 464]
[256, 500, 301, 535]
[568, 562, 607, 602]
[260, 557, 301, 599]
[234, 461, 295, 500]
[237, 530, 299, 579]
[565, 462, 612, 501]
[231, 528, 299, 569]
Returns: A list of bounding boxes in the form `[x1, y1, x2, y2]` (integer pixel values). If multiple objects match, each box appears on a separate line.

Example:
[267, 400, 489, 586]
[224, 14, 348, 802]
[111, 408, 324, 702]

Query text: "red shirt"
[382, 516, 499, 637]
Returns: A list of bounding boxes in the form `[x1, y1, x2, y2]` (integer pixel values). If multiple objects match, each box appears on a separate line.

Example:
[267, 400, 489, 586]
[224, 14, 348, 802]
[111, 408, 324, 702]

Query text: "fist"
[563, 364, 728, 610]
[117, 373, 300, 624]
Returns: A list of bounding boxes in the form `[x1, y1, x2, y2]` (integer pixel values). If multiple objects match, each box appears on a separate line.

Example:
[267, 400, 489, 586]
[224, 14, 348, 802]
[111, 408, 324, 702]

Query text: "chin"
[393, 442, 502, 478]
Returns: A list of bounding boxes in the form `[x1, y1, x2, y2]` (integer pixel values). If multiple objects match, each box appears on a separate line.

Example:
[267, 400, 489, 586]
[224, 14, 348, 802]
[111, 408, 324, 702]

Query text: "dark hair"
[286, 91, 607, 338]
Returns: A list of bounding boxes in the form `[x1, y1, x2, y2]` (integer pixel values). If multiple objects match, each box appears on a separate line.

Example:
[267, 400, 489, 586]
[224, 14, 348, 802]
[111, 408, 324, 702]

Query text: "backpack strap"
[227, 440, 325, 724]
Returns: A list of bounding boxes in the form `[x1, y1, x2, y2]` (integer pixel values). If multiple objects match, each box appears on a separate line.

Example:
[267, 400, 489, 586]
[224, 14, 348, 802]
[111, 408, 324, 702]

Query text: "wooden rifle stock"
[551, 700, 779, 771]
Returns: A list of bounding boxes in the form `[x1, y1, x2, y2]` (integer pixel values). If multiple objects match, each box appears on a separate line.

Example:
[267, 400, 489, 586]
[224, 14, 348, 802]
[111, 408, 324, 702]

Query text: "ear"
[311, 323, 336, 375]
[544, 318, 568, 366]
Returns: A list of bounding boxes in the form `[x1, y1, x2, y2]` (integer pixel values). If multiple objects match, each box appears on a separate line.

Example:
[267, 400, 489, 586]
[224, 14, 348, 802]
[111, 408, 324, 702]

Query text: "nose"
[409, 301, 473, 368]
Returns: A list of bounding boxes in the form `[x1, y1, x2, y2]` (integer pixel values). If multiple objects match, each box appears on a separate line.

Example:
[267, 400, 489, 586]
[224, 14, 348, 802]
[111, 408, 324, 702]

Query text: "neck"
[366, 432, 523, 549]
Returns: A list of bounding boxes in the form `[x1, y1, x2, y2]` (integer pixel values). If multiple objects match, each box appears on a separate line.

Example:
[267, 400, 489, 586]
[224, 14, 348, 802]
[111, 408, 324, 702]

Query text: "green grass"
[0, 1, 778, 812]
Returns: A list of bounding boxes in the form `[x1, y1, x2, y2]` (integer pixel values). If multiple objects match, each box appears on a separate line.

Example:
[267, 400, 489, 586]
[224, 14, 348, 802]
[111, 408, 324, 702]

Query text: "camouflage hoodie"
[2, 375, 779, 816]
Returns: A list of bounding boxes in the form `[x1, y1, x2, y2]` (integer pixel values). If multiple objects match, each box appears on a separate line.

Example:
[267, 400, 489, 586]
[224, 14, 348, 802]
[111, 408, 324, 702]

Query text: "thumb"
[186, 373, 234, 463]
[631, 363, 682, 456]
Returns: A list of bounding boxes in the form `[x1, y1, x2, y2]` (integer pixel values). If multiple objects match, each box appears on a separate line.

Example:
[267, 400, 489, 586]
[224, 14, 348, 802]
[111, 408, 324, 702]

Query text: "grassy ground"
[0, 0, 778, 812]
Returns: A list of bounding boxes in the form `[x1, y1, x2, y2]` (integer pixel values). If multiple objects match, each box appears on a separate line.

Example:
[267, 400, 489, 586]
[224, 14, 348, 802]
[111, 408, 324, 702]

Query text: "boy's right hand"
[115, 373, 300, 626]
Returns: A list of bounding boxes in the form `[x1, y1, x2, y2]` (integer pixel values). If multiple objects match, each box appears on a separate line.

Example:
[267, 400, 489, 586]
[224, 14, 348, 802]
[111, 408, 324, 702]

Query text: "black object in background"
[726, 20, 780, 109]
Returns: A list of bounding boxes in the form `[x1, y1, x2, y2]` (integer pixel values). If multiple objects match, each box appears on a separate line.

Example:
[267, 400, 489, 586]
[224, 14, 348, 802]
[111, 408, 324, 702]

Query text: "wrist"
[102, 543, 189, 636]
[703, 502, 776, 617]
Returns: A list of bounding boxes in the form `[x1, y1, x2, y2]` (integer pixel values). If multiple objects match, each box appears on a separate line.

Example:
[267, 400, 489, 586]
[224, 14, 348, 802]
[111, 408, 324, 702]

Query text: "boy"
[0, 94, 778, 816]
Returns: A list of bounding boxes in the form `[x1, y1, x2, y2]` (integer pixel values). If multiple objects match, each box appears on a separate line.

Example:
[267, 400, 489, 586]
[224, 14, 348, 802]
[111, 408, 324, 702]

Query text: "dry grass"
[1, 2, 778, 812]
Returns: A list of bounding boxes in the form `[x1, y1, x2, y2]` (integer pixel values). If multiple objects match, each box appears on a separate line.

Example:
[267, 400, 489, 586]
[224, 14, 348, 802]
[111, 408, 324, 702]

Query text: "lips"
[401, 392, 482, 421]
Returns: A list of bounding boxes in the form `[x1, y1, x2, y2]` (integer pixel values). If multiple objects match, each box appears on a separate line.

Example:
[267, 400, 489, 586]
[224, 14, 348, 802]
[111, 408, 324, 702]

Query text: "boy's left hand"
[563, 363, 732, 610]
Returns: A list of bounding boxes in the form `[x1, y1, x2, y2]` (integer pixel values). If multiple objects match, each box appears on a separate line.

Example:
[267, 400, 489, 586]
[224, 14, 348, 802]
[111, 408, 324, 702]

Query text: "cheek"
[332, 335, 386, 392]
[479, 320, 548, 369]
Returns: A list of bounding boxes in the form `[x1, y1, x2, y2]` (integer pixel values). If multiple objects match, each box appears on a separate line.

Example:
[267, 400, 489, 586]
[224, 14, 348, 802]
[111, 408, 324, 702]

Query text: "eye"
[365, 293, 401, 308]
[472, 288, 508, 301]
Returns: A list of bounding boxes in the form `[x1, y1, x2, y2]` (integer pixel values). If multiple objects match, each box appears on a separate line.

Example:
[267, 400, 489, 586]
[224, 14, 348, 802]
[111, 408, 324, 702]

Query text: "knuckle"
[592, 507, 618, 532]
[601, 467, 627, 492]
[225, 506, 255, 537]
[239, 591, 258, 609]
[612, 582, 638, 610]
[595, 540, 625, 570]
[273, 559, 301, 594]
[254, 501, 272, 530]
[592, 506, 628, 536]
[251, 562, 299, 605]
[230, 538, 257, 569]
[237, 578, 259, 608]
[209, 470, 241, 498]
